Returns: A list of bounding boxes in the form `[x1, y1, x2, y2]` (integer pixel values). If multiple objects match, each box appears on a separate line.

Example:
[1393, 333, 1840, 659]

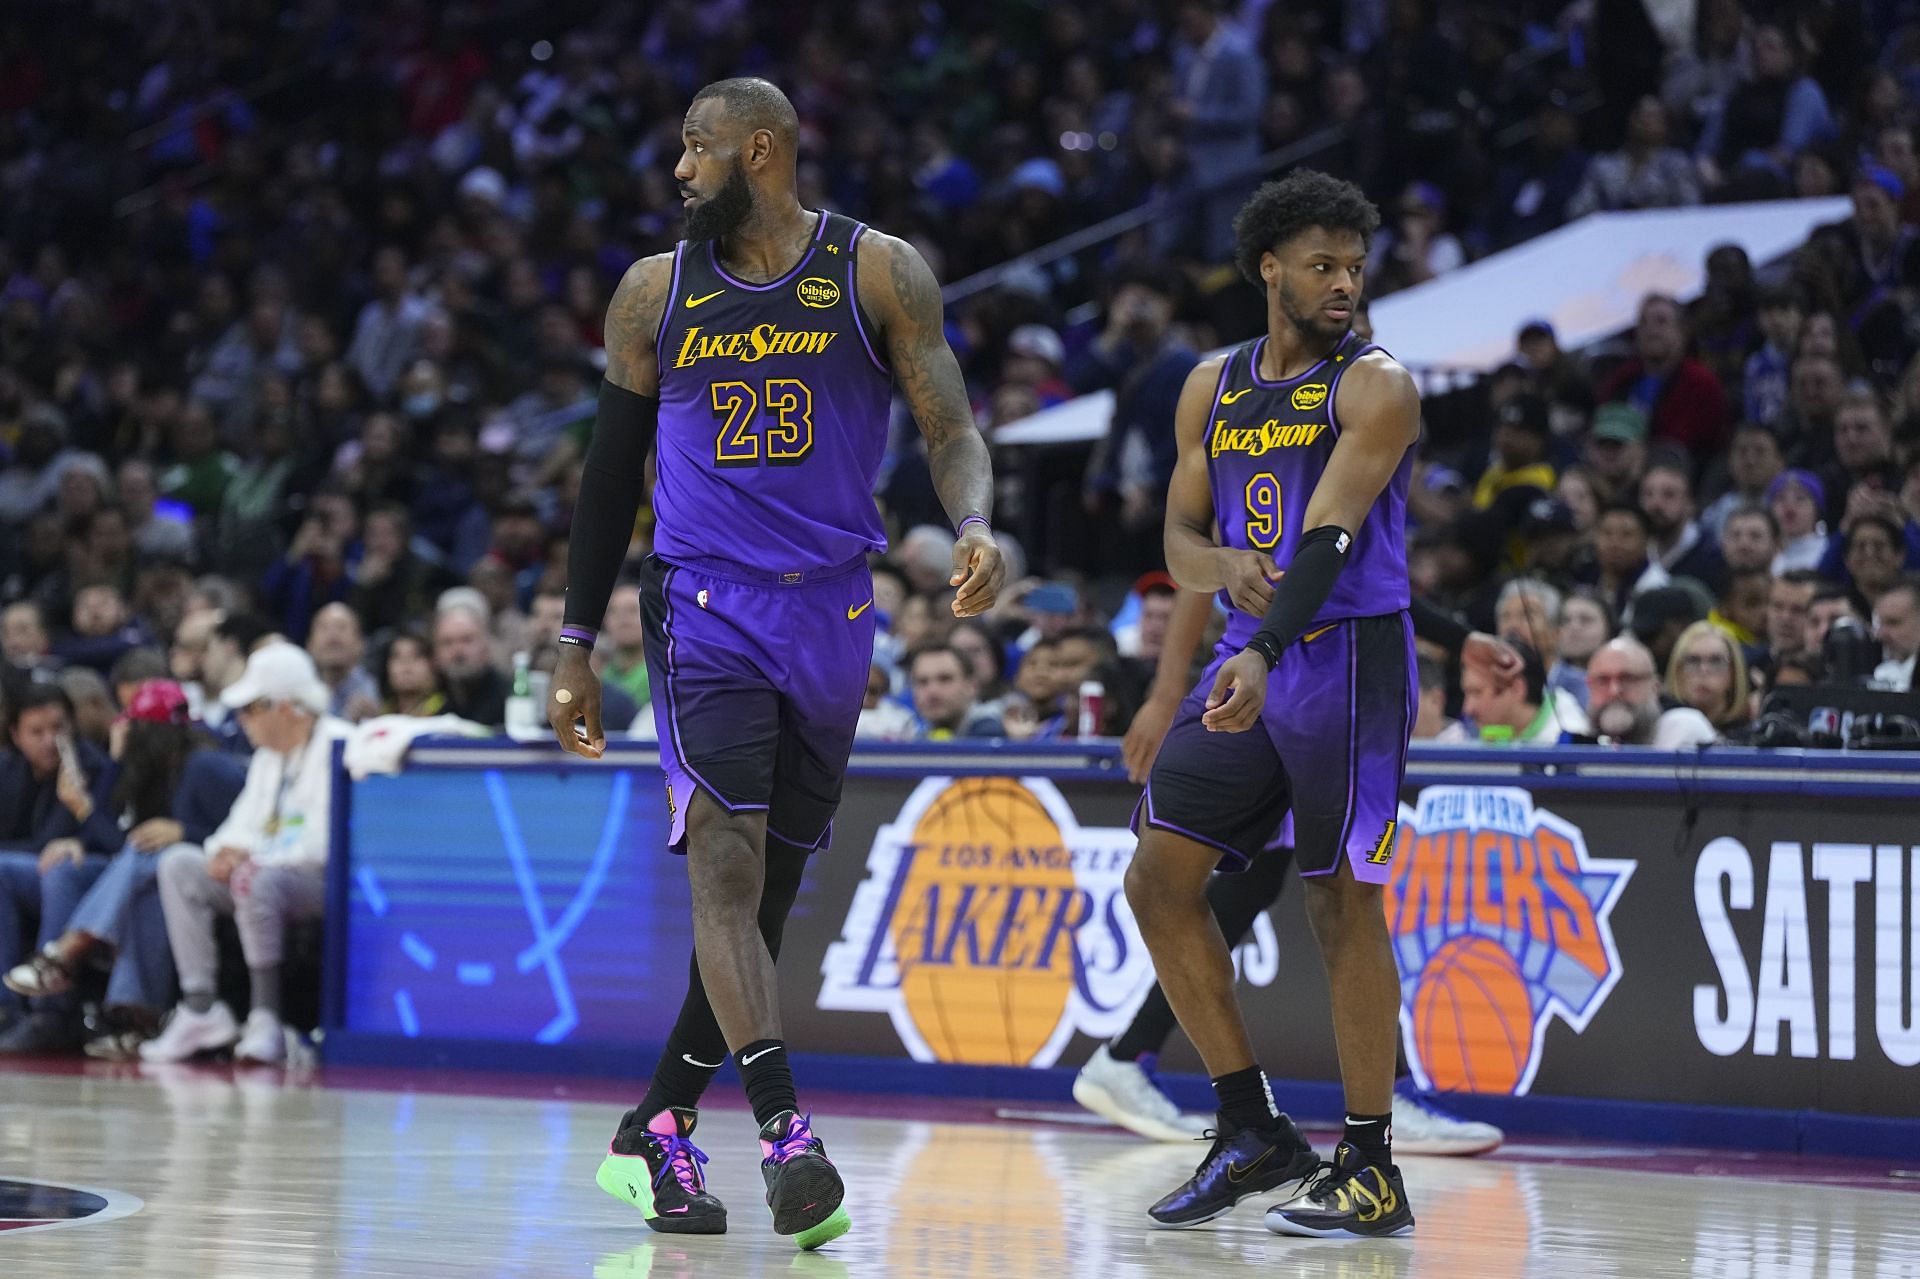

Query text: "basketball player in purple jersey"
[1126, 169, 1418, 1237]
[548, 78, 1003, 1250]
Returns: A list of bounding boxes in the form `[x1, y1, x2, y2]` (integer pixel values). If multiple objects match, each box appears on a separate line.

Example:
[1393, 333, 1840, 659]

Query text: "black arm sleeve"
[1408, 595, 1472, 657]
[562, 382, 659, 633]
[1246, 525, 1351, 668]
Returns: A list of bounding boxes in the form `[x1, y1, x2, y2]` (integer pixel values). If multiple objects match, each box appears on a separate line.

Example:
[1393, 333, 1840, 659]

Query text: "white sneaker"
[1072, 1045, 1211, 1142]
[139, 1002, 241, 1063]
[234, 1009, 285, 1064]
[1391, 1087, 1503, 1155]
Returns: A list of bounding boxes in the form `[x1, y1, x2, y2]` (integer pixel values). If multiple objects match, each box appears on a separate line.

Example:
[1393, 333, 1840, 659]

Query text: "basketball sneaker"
[1265, 1141, 1415, 1238]
[758, 1111, 850, 1250]
[1073, 1046, 1211, 1142]
[1146, 1112, 1319, 1228]
[1391, 1083, 1503, 1155]
[595, 1107, 727, 1234]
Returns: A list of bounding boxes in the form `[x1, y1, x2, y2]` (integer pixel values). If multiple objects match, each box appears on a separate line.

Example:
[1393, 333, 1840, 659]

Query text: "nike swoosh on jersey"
[684, 290, 725, 308]
[846, 599, 873, 621]
[740, 1046, 782, 1066]
[1221, 388, 1252, 404]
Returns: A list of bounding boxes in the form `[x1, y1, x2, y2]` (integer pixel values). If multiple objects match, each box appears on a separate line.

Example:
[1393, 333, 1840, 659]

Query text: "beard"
[1275, 279, 1351, 347]
[1594, 696, 1659, 743]
[684, 161, 754, 242]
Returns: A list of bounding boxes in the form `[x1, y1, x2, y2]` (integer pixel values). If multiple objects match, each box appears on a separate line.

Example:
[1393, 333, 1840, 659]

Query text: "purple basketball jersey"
[652, 211, 892, 572]
[1206, 331, 1414, 647]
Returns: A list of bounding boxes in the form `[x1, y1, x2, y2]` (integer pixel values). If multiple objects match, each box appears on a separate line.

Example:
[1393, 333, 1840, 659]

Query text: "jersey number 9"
[1244, 471, 1283, 549]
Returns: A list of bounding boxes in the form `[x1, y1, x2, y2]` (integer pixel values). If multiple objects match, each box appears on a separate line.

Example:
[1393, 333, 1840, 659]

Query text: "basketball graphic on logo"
[890, 777, 1078, 1065]
[1411, 935, 1535, 1093]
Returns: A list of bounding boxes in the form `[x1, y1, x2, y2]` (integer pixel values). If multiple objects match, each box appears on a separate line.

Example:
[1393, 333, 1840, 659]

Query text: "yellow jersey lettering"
[1210, 419, 1330, 457]
[673, 325, 838, 369]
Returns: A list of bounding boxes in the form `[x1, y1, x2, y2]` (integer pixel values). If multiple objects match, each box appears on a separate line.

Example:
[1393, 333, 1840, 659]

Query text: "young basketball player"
[1077, 589, 1508, 1158]
[549, 77, 1003, 1249]
[1126, 169, 1420, 1238]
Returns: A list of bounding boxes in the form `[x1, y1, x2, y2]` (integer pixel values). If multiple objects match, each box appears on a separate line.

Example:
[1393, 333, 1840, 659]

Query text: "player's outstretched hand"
[548, 647, 605, 759]
[950, 526, 1006, 617]
[1220, 550, 1282, 618]
[1122, 691, 1180, 783]
[1201, 649, 1268, 733]
[1462, 631, 1523, 683]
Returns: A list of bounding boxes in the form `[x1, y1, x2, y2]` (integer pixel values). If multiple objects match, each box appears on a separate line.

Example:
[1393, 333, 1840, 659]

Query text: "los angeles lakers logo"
[1290, 383, 1328, 411]
[1385, 787, 1633, 1094]
[818, 777, 1152, 1066]
[796, 277, 841, 309]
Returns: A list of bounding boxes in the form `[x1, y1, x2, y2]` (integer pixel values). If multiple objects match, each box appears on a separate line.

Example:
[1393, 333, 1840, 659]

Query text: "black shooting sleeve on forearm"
[562, 381, 658, 633]
[1246, 525, 1351, 668]
[1408, 594, 1472, 657]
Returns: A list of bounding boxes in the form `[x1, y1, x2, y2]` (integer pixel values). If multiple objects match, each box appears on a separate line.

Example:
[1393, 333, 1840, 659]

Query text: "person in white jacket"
[142, 642, 349, 1065]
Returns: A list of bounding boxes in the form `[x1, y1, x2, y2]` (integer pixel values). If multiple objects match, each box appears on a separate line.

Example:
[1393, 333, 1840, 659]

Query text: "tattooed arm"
[603, 252, 674, 395]
[551, 252, 672, 758]
[857, 231, 1005, 617]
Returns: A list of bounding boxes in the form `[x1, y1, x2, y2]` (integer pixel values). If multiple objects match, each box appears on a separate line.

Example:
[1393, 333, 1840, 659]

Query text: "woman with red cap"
[3, 679, 246, 1058]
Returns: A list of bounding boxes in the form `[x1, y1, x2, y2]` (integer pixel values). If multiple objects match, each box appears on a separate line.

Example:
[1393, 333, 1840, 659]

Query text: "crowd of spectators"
[7, 1, 1920, 1053]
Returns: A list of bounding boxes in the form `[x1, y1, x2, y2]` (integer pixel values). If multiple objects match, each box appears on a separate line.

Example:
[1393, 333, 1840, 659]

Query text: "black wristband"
[1248, 525, 1352, 658]
[564, 382, 659, 633]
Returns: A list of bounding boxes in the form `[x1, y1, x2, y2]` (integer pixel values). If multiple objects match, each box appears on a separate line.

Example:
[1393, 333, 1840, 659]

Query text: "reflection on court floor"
[4, 1065, 1918, 1279]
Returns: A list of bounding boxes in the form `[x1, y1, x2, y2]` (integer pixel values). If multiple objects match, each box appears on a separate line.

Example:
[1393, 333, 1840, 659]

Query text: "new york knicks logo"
[1385, 786, 1633, 1094]
[796, 277, 841, 308]
[818, 777, 1152, 1066]
[1290, 382, 1328, 411]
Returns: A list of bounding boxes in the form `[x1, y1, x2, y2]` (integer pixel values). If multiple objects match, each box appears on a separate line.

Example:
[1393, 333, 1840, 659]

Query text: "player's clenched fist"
[949, 526, 1006, 617]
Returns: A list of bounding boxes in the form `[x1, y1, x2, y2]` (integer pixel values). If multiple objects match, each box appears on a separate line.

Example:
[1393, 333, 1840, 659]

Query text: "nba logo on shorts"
[1384, 786, 1634, 1095]
[817, 777, 1153, 1067]
[696, 589, 710, 609]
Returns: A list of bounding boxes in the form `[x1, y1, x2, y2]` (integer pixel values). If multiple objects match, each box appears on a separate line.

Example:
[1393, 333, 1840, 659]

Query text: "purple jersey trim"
[1133, 787, 1254, 870]
[654, 563, 733, 809]
[1336, 619, 1361, 858]
[654, 243, 687, 369]
[707, 208, 830, 292]
[1322, 340, 1381, 441]
[1248, 332, 1348, 389]
[846, 222, 890, 375]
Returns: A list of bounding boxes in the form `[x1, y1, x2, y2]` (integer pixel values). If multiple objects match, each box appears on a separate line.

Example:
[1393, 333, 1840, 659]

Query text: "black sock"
[1343, 1111, 1393, 1168]
[639, 1040, 725, 1121]
[1211, 1065, 1278, 1133]
[184, 990, 216, 1015]
[738, 1039, 798, 1130]
[1109, 985, 1179, 1062]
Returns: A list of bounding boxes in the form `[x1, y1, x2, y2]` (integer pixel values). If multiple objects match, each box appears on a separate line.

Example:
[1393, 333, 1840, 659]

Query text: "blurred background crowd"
[4, 0, 1920, 774]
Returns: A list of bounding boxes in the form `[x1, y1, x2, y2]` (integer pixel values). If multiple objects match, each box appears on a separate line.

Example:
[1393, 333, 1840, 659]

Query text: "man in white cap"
[142, 642, 349, 1064]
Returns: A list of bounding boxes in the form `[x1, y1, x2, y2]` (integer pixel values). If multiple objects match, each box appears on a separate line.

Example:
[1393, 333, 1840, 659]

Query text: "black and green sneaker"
[758, 1111, 851, 1250]
[1264, 1140, 1415, 1238]
[595, 1106, 727, 1234]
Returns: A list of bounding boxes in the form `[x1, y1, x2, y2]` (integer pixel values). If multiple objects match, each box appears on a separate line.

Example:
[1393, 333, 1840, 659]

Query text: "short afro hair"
[1233, 168, 1381, 287]
[691, 77, 799, 150]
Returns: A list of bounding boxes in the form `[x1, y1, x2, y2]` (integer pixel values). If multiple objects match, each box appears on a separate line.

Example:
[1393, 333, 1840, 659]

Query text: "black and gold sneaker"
[1265, 1140, 1415, 1238]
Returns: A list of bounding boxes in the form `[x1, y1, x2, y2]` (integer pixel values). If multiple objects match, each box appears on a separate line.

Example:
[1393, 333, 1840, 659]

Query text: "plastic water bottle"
[505, 650, 538, 741]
